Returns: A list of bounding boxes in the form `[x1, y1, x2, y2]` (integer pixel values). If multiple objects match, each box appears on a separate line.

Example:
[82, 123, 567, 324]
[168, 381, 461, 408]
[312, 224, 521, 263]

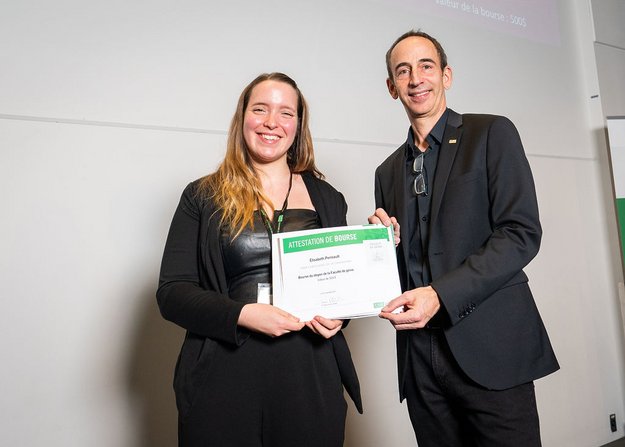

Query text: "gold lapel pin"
[449, 139, 457, 144]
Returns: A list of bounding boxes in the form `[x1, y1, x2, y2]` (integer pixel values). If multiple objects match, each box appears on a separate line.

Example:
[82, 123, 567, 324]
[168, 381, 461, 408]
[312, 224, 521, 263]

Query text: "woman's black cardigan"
[157, 171, 363, 418]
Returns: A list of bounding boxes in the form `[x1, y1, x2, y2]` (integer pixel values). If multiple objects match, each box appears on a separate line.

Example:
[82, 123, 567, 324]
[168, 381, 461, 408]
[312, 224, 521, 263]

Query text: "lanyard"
[259, 172, 293, 235]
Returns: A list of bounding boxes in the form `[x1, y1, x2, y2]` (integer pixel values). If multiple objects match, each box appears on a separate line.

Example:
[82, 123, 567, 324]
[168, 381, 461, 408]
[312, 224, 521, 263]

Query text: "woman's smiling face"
[243, 80, 299, 167]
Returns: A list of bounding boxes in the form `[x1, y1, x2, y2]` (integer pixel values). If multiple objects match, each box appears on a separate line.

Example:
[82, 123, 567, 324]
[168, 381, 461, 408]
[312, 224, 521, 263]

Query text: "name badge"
[257, 283, 272, 305]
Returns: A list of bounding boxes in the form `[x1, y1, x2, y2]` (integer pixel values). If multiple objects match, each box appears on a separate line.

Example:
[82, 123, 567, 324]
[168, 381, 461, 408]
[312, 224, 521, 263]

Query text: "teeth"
[261, 134, 279, 141]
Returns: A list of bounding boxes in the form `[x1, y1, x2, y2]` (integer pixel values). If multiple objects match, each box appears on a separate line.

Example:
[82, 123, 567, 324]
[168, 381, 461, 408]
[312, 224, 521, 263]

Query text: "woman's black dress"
[179, 210, 347, 447]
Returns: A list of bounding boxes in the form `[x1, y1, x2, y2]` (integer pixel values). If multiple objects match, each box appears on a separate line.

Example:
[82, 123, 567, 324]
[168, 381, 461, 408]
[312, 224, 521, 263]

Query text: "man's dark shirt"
[404, 109, 449, 325]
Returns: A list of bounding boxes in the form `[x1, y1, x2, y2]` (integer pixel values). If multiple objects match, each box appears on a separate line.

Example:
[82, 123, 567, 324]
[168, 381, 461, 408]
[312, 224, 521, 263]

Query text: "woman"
[157, 72, 362, 446]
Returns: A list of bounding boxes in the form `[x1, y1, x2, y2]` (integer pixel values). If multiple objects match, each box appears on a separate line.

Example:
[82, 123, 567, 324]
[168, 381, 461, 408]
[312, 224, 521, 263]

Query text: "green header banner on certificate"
[281, 227, 390, 253]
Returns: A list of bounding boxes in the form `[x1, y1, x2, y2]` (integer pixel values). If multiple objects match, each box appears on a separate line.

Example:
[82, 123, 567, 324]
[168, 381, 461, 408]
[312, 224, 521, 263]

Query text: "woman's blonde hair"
[199, 72, 322, 237]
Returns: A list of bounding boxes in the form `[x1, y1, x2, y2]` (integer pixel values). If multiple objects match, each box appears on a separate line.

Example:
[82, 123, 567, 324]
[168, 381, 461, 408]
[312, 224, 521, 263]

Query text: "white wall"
[2, 0, 625, 446]
[593, 0, 625, 119]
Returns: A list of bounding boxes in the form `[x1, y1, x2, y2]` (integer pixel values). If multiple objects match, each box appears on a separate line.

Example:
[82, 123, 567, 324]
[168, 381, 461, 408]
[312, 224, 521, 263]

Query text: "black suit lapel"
[431, 110, 463, 225]
[391, 145, 411, 284]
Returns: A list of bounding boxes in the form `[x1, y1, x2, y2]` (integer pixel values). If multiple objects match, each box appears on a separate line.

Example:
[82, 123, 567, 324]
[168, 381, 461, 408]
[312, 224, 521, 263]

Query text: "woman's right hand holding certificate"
[238, 303, 305, 337]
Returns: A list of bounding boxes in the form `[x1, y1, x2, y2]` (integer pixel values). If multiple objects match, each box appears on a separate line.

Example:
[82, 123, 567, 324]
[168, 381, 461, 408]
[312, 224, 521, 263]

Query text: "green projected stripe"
[617, 198, 625, 263]
[282, 228, 389, 253]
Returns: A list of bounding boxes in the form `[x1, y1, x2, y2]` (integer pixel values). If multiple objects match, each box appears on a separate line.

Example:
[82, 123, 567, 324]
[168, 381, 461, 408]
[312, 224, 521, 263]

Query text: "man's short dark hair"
[385, 30, 448, 81]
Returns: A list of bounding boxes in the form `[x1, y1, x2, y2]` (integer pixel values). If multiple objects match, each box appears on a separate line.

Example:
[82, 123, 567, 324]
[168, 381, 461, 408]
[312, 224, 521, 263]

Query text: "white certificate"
[271, 224, 401, 321]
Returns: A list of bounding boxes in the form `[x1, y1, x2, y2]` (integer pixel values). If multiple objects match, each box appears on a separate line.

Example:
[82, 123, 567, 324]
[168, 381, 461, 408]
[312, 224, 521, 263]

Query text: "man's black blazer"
[374, 109, 559, 397]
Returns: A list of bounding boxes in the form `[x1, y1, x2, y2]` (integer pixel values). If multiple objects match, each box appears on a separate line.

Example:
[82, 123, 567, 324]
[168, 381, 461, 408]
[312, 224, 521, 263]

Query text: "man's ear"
[386, 78, 398, 99]
[443, 65, 453, 90]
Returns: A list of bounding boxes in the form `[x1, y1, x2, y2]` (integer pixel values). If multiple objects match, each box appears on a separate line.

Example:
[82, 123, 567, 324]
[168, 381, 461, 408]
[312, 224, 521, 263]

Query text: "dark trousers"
[404, 329, 542, 447]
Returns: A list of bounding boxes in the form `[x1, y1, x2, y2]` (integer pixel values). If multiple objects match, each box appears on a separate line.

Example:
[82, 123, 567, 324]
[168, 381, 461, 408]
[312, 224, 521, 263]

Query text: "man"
[370, 30, 559, 446]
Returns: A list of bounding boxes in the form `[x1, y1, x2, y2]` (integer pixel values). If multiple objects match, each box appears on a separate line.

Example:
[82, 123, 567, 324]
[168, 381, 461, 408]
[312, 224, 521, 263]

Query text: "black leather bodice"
[221, 209, 320, 303]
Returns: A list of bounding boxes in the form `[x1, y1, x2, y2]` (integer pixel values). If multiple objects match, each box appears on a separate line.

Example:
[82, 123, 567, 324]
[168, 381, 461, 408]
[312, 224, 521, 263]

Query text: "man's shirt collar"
[404, 108, 449, 159]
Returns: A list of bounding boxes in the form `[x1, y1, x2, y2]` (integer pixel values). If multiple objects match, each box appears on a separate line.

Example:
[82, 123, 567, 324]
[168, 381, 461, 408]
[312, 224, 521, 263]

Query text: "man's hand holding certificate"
[271, 224, 401, 321]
